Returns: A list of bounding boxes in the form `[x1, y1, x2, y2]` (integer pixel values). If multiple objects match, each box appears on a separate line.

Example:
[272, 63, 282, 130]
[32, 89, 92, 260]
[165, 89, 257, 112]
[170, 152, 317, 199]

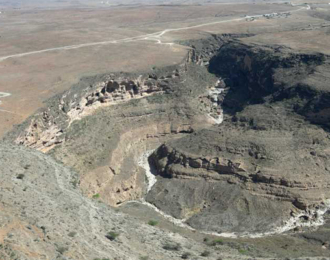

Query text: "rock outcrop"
[148, 105, 330, 233]
[66, 72, 175, 123]
[5, 63, 218, 207]
[146, 40, 330, 234]
[208, 41, 330, 126]
[12, 70, 181, 152]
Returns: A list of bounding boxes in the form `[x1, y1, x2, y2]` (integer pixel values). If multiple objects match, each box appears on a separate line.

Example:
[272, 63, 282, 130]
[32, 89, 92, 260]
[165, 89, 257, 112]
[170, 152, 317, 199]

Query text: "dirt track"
[0, 6, 304, 63]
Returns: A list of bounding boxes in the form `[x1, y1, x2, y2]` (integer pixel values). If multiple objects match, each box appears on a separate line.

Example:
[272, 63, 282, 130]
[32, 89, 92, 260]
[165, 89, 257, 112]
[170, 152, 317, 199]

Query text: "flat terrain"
[0, 0, 322, 136]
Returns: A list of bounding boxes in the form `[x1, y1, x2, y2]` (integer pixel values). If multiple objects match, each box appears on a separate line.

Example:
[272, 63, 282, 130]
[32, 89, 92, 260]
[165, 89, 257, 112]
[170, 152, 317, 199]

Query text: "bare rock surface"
[147, 39, 330, 235]
[149, 105, 330, 233]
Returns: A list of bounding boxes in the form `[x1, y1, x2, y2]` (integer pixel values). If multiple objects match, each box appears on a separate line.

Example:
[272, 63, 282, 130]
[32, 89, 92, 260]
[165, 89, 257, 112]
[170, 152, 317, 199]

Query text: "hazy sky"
[0, 0, 262, 9]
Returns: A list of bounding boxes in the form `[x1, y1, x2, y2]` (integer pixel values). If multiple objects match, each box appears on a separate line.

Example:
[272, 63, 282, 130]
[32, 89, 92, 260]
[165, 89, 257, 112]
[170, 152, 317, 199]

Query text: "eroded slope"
[147, 40, 330, 235]
[0, 142, 245, 260]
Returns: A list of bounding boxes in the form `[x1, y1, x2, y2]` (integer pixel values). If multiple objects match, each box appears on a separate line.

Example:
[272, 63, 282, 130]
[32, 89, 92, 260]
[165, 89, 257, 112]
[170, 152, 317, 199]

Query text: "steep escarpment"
[146, 40, 330, 234]
[8, 69, 179, 152]
[208, 42, 330, 127]
[148, 105, 330, 233]
[183, 34, 253, 66]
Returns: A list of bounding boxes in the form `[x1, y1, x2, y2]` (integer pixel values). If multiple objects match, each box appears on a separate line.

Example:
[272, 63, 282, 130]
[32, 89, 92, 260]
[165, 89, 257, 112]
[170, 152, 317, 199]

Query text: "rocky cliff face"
[66, 72, 175, 123]
[146, 40, 330, 234]
[148, 106, 330, 233]
[208, 42, 330, 127]
[12, 70, 179, 153]
[184, 34, 253, 66]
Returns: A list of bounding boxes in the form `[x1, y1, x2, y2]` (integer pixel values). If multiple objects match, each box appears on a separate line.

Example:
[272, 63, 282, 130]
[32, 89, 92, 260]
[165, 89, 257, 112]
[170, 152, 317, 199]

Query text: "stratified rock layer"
[149, 105, 330, 233]
[5, 62, 219, 207]
[147, 41, 330, 234]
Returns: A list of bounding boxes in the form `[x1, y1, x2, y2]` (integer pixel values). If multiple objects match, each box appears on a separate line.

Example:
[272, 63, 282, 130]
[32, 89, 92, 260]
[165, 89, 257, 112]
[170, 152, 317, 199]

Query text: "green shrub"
[238, 249, 248, 255]
[140, 256, 149, 260]
[163, 242, 181, 251]
[57, 246, 68, 255]
[181, 252, 191, 259]
[201, 250, 210, 257]
[148, 220, 158, 226]
[92, 193, 100, 199]
[210, 238, 224, 246]
[105, 231, 120, 241]
[17, 174, 25, 180]
[68, 231, 77, 237]
[71, 179, 79, 188]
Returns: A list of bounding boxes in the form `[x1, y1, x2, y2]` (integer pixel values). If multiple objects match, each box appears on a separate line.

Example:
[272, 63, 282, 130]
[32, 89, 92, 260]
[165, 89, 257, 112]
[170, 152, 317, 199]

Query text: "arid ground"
[2, 0, 328, 136]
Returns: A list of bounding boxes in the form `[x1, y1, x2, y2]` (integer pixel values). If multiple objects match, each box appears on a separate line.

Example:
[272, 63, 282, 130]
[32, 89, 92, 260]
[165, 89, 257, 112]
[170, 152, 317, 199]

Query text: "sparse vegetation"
[204, 237, 224, 247]
[68, 231, 77, 237]
[181, 252, 192, 259]
[92, 193, 100, 199]
[105, 231, 120, 241]
[17, 174, 25, 180]
[3, 6, 330, 260]
[210, 239, 224, 246]
[71, 179, 79, 188]
[148, 220, 158, 226]
[201, 250, 210, 257]
[163, 242, 181, 251]
[57, 246, 68, 255]
[238, 249, 248, 255]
